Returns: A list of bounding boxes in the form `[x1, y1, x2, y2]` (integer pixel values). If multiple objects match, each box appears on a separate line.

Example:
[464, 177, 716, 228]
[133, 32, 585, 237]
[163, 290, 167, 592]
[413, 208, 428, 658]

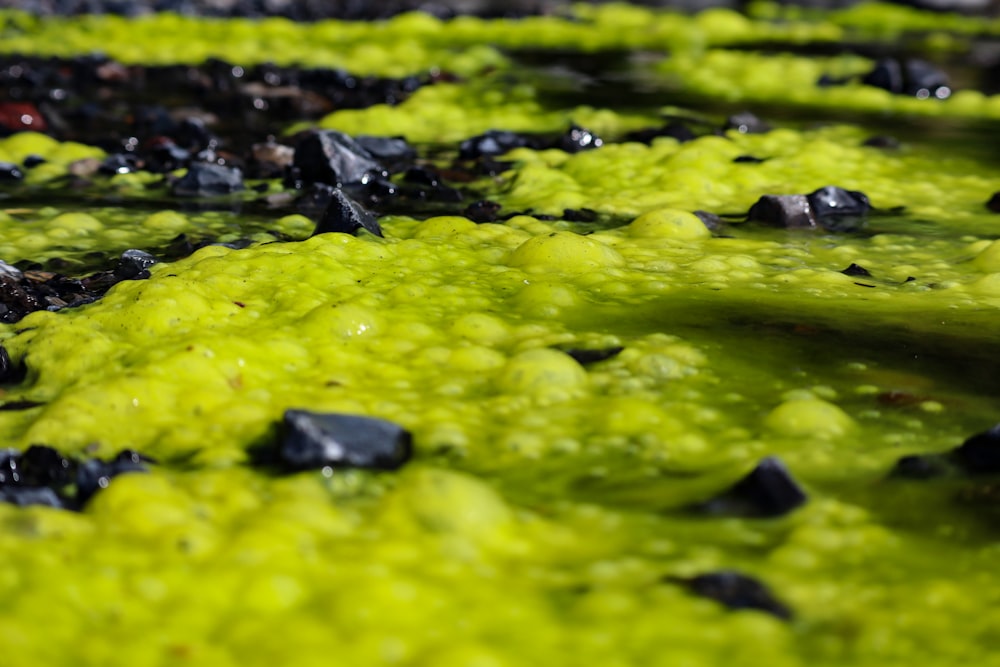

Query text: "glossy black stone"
[671, 571, 793, 620]
[114, 249, 158, 280]
[0, 345, 25, 384]
[354, 135, 416, 164]
[840, 263, 872, 277]
[986, 192, 1000, 213]
[459, 130, 529, 159]
[171, 162, 244, 196]
[724, 112, 770, 134]
[890, 454, 953, 479]
[0, 161, 24, 181]
[75, 449, 151, 505]
[463, 199, 502, 223]
[697, 456, 808, 518]
[557, 125, 602, 153]
[952, 423, 1000, 474]
[293, 129, 384, 186]
[807, 186, 870, 231]
[563, 346, 624, 365]
[747, 194, 815, 228]
[312, 188, 382, 237]
[279, 410, 413, 471]
[862, 58, 950, 98]
[0, 486, 66, 509]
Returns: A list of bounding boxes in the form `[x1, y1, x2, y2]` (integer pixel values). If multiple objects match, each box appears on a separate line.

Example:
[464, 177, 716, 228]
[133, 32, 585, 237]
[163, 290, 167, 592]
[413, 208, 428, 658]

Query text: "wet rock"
[693, 210, 725, 233]
[747, 194, 815, 228]
[840, 263, 872, 277]
[862, 135, 900, 149]
[807, 186, 871, 231]
[293, 129, 384, 186]
[0, 486, 66, 509]
[952, 423, 1000, 474]
[667, 571, 793, 620]
[98, 153, 141, 175]
[986, 192, 1000, 213]
[0, 346, 25, 385]
[0, 161, 24, 181]
[278, 410, 412, 471]
[725, 112, 770, 134]
[0, 101, 47, 134]
[562, 346, 624, 365]
[312, 188, 382, 237]
[75, 449, 152, 505]
[250, 140, 294, 178]
[354, 135, 416, 164]
[459, 130, 529, 159]
[171, 162, 245, 197]
[891, 453, 953, 479]
[862, 58, 951, 98]
[463, 199, 502, 223]
[562, 208, 598, 223]
[732, 155, 767, 164]
[17, 445, 74, 488]
[696, 456, 808, 518]
[557, 124, 602, 153]
[171, 116, 217, 152]
[114, 249, 158, 280]
[0, 260, 23, 281]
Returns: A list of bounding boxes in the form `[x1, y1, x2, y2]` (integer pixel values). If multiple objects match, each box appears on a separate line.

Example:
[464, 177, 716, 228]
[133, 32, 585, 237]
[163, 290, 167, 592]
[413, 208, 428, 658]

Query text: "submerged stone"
[862, 58, 951, 98]
[807, 186, 871, 231]
[696, 456, 808, 518]
[459, 130, 529, 159]
[747, 194, 815, 228]
[952, 423, 1000, 474]
[557, 125, 602, 153]
[279, 410, 413, 471]
[114, 249, 158, 280]
[669, 571, 793, 620]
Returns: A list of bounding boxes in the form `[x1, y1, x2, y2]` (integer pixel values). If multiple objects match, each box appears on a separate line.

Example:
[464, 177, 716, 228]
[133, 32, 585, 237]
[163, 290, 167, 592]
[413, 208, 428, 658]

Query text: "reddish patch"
[0, 102, 47, 132]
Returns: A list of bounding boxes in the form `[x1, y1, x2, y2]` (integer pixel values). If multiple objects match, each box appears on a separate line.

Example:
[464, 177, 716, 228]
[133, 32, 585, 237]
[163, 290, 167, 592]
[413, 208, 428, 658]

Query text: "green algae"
[2, 4, 1000, 667]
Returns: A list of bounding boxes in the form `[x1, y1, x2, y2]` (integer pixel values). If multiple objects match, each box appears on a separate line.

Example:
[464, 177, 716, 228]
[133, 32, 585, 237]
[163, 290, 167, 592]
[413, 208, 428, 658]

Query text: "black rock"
[18, 445, 74, 488]
[557, 125, 602, 153]
[863, 58, 905, 94]
[669, 571, 793, 620]
[562, 208, 598, 223]
[986, 192, 1000, 213]
[22, 155, 46, 168]
[862, 58, 950, 98]
[563, 346, 624, 365]
[171, 162, 244, 197]
[0, 161, 24, 181]
[0, 345, 25, 384]
[463, 199, 502, 223]
[725, 112, 770, 134]
[733, 155, 767, 164]
[807, 186, 870, 231]
[696, 456, 808, 518]
[840, 263, 872, 277]
[862, 135, 900, 149]
[279, 409, 412, 471]
[293, 129, 384, 186]
[98, 153, 140, 175]
[354, 135, 416, 163]
[952, 423, 1000, 474]
[890, 453, 953, 479]
[114, 249, 158, 280]
[693, 210, 725, 232]
[171, 116, 217, 152]
[747, 194, 815, 228]
[312, 188, 382, 237]
[459, 130, 529, 159]
[75, 449, 151, 505]
[0, 486, 66, 509]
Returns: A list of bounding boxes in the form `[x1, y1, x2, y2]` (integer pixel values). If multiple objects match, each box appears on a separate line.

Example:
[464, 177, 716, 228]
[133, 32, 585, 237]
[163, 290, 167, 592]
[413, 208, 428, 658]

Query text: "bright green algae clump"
[6, 4, 1000, 667]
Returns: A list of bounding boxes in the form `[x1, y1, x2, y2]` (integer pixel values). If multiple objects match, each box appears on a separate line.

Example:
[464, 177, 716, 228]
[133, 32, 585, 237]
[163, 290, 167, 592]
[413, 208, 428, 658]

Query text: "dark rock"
[354, 135, 416, 163]
[668, 571, 793, 620]
[557, 125, 602, 153]
[696, 456, 808, 518]
[952, 423, 1000, 474]
[891, 454, 952, 479]
[862, 58, 951, 98]
[22, 155, 46, 168]
[693, 210, 725, 233]
[725, 112, 770, 134]
[171, 162, 244, 197]
[563, 346, 624, 365]
[807, 186, 870, 231]
[171, 116, 217, 152]
[404, 166, 440, 186]
[114, 249, 158, 280]
[562, 208, 598, 223]
[863, 58, 905, 94]
[747, 194, 815, 228]
[0, 486, 66, 509]
[278, 410, 412, 471]
[862, 135, 900, 149]
[732, 155, 767, 164]
[75, 449, 151, 505]
[312, 188, 382, 237]
[0, 161, 24, 181]
[986, 192, 1000, 213]
[459, 130, 529, 159]
[463, 199, 502, 223]
[18, 445, 73, 488]
[98, 153, 140, 175]
[0, 345, 25, 384]
[293, 129, 384, 186]
[840, 263, 872, 277]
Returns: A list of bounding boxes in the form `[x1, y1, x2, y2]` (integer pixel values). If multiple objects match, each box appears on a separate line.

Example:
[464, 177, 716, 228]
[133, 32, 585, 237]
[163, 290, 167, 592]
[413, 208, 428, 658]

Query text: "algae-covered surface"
[2, 3, 1000, 666]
